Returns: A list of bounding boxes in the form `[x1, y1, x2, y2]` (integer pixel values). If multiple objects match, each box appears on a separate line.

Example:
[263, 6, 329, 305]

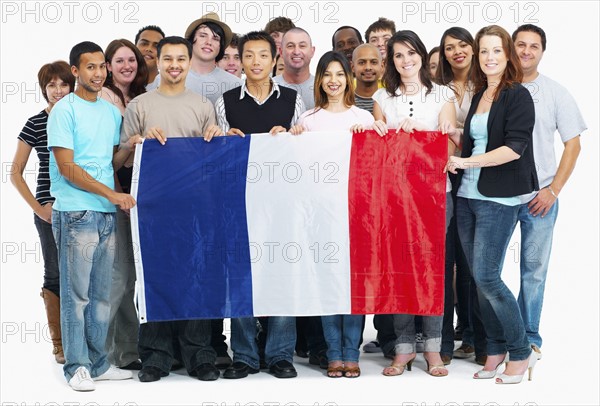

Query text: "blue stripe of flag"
[136, 137, 254, 321]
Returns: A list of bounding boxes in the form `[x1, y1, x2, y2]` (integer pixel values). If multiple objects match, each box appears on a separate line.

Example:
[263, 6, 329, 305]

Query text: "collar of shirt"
[239, 79, 281, 105]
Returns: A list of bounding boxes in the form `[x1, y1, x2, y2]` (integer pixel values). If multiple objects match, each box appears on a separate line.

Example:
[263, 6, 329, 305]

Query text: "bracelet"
[547, 185, 558, 198]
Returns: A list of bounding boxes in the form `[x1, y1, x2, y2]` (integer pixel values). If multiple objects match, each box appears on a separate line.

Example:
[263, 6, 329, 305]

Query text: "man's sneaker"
[93, 365, 133, 381]
[363, 340, 383, 353]
[415, 333, 425, 353]
[453, 343, 475, 358]
[69, 366, 95, 391]
[531, 344, 542, 360]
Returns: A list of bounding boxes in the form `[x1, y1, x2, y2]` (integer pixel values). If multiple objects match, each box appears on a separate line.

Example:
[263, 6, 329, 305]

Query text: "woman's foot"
[382, 353, 416, 376]
[474, 353, 506, 379]
[326, 361, 344, 378]
[343, 361, 360, 378]
[424, 352, 448, 377]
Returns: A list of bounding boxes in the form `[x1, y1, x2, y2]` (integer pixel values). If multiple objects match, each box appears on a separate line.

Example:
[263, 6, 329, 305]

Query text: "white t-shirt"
[519, 74, 587, 203]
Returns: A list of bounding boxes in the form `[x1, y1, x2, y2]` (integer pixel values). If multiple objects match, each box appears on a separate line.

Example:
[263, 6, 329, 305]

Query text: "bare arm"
[10, 140, 52, 222]
[528, 136, 581, 216]
[53, 146, 136, 209]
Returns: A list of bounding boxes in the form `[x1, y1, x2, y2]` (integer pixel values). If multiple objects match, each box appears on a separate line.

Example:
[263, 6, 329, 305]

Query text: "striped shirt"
[355, 94, 375, 114]
[17, 110, 54, 204]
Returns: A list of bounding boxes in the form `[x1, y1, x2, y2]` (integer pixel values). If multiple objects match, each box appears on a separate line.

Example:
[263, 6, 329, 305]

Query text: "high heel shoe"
[382, 354, 416, 376]
[473, 355, 506, 379]
[495, 353, 537, 384]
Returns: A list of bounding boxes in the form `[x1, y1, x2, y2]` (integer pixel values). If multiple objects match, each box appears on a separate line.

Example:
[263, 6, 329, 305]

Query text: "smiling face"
[45, 76, 71, 106]
[443, 35, 474, 72]
[392, 41, 422, 82]
[333, 28, 361, 61]
[158, 43, 191, 87]
[242, 39, 276, 84]
[514, 31, 543, 75]
[368, 29, 393, 59]
[321, 61, 347, 99]
[192, 25, 221, 62]
[478, 34, 507, 80]
[73, 51, 106, 96]
[136, 29, 163, 71]
[352, 45, 383, 85]
[107, 46, 138, 87]
[281, 30, 315, 72]
[217, 45, 242, 77]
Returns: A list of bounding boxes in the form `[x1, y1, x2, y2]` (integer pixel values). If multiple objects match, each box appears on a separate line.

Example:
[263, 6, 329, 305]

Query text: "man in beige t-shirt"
[115, 36, 223, 383]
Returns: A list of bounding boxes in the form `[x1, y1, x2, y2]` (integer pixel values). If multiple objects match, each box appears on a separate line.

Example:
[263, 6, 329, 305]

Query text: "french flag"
[130, 131, 447, 323]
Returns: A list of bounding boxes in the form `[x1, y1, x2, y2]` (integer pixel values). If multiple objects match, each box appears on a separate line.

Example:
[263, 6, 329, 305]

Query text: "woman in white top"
[371, 30, 460, 378]
[291, 51, 373, 378]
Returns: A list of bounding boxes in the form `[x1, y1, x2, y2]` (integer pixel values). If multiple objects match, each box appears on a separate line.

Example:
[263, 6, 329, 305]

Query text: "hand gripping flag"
[130, 130, 447, 323]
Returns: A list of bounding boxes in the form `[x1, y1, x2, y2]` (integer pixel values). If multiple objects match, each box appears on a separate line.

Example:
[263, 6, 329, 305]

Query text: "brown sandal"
[326, 363, 344, 378]
[343, 365, 361, 378]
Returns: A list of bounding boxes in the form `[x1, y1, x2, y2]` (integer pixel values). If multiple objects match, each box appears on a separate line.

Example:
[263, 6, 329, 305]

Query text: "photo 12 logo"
[1, 1, 140, 24]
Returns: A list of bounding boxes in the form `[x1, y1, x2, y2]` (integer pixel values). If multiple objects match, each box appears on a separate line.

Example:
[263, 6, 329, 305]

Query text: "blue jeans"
[517, 200, 559, 348]
[52, 210, 116, 381]
[106, 209, 139, 367]
[456, 198, 531, 361]
[231, 317, 296, 369]
[393, 314, 443, 354]
[321, 315, 364, 362]
[34, 214, 60, 296]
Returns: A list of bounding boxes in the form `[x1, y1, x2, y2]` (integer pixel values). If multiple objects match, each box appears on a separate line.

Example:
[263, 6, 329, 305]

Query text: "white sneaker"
[93, 365, 133, 381]
[69, 366, 95, 391]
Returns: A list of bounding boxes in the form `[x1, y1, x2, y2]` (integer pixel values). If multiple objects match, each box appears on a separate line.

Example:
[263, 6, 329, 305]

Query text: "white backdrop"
[1, 1, 598, 405]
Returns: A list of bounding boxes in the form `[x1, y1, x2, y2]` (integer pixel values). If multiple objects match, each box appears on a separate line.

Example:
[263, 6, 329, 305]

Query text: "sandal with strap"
[326, 362, 344, 378]
[343, 364, 361, 378]
[426, 360, 449, 377]
[382, 354, 416, 376]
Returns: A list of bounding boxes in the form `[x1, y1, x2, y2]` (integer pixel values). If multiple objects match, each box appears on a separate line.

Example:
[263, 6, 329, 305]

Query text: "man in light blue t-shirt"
[512, 25, 586, 359]
[48, 41, 136, 392]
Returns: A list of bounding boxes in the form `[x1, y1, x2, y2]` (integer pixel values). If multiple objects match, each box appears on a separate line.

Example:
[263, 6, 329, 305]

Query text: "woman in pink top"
[291, 51, 373, 378]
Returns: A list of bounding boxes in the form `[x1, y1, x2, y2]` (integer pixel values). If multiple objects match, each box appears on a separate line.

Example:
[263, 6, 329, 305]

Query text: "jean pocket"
[66, 210, 91, 225]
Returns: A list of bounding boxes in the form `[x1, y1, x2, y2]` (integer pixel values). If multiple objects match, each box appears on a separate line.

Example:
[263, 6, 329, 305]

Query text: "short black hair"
[135, 25, 166, 44]
[157, 36, 192, 59]
[69, 41, 104, 68]
[186, 21, 227, 62]
[331, 26, 363, 49]
[238, 31, 277, 59]
[512, 24, 547, 51]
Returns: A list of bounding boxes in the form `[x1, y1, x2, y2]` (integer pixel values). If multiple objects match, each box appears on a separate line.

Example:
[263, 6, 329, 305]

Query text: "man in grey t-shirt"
[512, 24, 586, 359]
[147, 12, 241, 105]
[273, 27, 315, 110]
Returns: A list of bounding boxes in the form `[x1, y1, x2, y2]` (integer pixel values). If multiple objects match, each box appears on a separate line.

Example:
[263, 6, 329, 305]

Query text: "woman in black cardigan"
[445, 25, 538, 385]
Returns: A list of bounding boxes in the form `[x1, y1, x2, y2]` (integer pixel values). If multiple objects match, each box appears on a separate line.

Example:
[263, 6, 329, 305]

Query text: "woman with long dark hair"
[291, 51, 374, 378]
[371, 30, 459, 378]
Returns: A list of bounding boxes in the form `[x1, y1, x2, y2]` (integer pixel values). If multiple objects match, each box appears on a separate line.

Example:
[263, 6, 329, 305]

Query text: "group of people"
[10, 12, 586, 392]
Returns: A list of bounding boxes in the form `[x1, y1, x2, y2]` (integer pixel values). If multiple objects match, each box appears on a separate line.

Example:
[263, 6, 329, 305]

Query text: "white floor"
[1, 307, 599, 406]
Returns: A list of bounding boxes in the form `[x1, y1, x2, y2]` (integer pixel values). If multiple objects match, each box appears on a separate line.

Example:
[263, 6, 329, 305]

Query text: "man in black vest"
[214, 31, 305, 379]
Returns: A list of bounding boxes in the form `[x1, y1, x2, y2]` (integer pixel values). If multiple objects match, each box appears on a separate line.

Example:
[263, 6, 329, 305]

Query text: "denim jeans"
[106, 209, 139, 367]
[517, 200, 559, 348]
[321, 315, 364, 363]
[138, 320, 215, 374]
[34, 213, 60, 296]
[373, 314, 396, 356]
[441, 193, 455, 356]
[457, 198, 531, 361]
[52, 210, 116, 381]
[231, 316, 296, 369]
[393, 314, 443, 354]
